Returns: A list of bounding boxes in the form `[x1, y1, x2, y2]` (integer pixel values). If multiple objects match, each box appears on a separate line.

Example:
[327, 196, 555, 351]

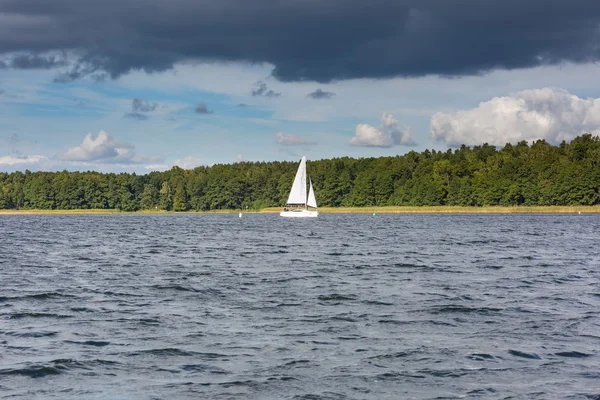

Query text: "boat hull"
[279, 209, 318, 218]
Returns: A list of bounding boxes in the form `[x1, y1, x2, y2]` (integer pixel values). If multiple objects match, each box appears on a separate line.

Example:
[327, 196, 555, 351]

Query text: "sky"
[1, 0, 600, 173]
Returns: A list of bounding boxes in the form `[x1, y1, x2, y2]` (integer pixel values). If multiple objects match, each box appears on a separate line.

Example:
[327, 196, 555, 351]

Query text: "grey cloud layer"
[251, 81, 280, 97]
[0, 53, 67, 69]
[2, 0, 599, 82]
[195, 103, 212, 114]
[308, 89, 335, 99]
[124, 98, 157, 119]
[132, 98, 157, 113]
[124, 112, 149, 120]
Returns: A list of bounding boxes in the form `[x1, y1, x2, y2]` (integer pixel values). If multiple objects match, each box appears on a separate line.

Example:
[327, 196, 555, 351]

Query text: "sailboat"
[280, 156, 318, 218]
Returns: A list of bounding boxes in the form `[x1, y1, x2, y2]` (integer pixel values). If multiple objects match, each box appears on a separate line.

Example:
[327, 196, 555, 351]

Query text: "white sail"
[307, 178, 317, 208]
[280, 156, 318, 218]
[286, 156, 307, 204]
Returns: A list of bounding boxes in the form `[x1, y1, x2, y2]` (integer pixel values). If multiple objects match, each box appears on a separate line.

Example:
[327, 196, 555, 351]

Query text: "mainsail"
[307, 178, 317, 208]
[286, 156, 307, 204]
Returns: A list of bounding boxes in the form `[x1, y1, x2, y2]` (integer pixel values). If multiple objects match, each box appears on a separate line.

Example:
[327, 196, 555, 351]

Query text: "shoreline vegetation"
[1, 205, 598, 215]
[3, 135, 600, 212]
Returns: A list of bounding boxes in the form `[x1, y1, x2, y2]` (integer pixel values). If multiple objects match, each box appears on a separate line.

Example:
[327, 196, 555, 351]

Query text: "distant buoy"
[239, 212, 242, 218]
[373, 213, 376, 216]
[578, 211, 581, 215]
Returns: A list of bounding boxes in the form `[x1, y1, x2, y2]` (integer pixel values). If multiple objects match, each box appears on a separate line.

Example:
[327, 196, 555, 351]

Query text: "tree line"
[2, 134, 600, 211]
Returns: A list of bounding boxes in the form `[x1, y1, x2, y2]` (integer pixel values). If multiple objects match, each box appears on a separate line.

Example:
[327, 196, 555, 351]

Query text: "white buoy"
[239, 212, 242, 218]
[578, 211, 581, 215]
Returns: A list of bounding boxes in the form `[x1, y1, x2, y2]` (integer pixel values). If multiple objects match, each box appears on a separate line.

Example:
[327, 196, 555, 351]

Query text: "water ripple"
[1, 213, 599, 398]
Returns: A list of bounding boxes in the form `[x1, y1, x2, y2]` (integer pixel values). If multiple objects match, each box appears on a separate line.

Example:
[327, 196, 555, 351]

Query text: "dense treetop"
[2, 135, 600, 211]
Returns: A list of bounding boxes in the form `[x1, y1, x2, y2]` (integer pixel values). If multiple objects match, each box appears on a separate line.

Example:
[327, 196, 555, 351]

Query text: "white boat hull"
[279, 209, 318, 218]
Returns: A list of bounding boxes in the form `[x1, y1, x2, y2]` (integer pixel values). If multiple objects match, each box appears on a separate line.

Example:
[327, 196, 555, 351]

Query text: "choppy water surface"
[1, 214, 600, 399]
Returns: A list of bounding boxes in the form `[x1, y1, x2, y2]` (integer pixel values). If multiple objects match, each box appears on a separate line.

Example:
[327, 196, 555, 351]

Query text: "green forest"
[2, 134, 600, 211]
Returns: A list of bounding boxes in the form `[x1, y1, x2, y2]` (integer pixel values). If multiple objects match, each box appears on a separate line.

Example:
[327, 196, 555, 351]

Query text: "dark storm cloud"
[10, 54, 67, 69]
[0, 53, 67, 70]
[53, 62, 102, 83]
[1, 0, 600, 82]
[307, 89, 335, 99]
[195, 103, 212, 114]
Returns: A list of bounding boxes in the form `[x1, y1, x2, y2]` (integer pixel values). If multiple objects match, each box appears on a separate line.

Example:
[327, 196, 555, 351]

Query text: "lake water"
[1, 214, 600, 399]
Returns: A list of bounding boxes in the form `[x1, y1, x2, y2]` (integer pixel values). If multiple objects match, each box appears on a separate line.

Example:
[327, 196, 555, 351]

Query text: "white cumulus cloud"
[144, 164, 170, 171]
[352, 124, 392, 147]
[430, 88, 600, 146]
[0, 155, 47, 165]
[59, 130, 162, 164]
[275, 132, 316, 146]
[173, 156, 203, 169]
[350, 113, 416, 147]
